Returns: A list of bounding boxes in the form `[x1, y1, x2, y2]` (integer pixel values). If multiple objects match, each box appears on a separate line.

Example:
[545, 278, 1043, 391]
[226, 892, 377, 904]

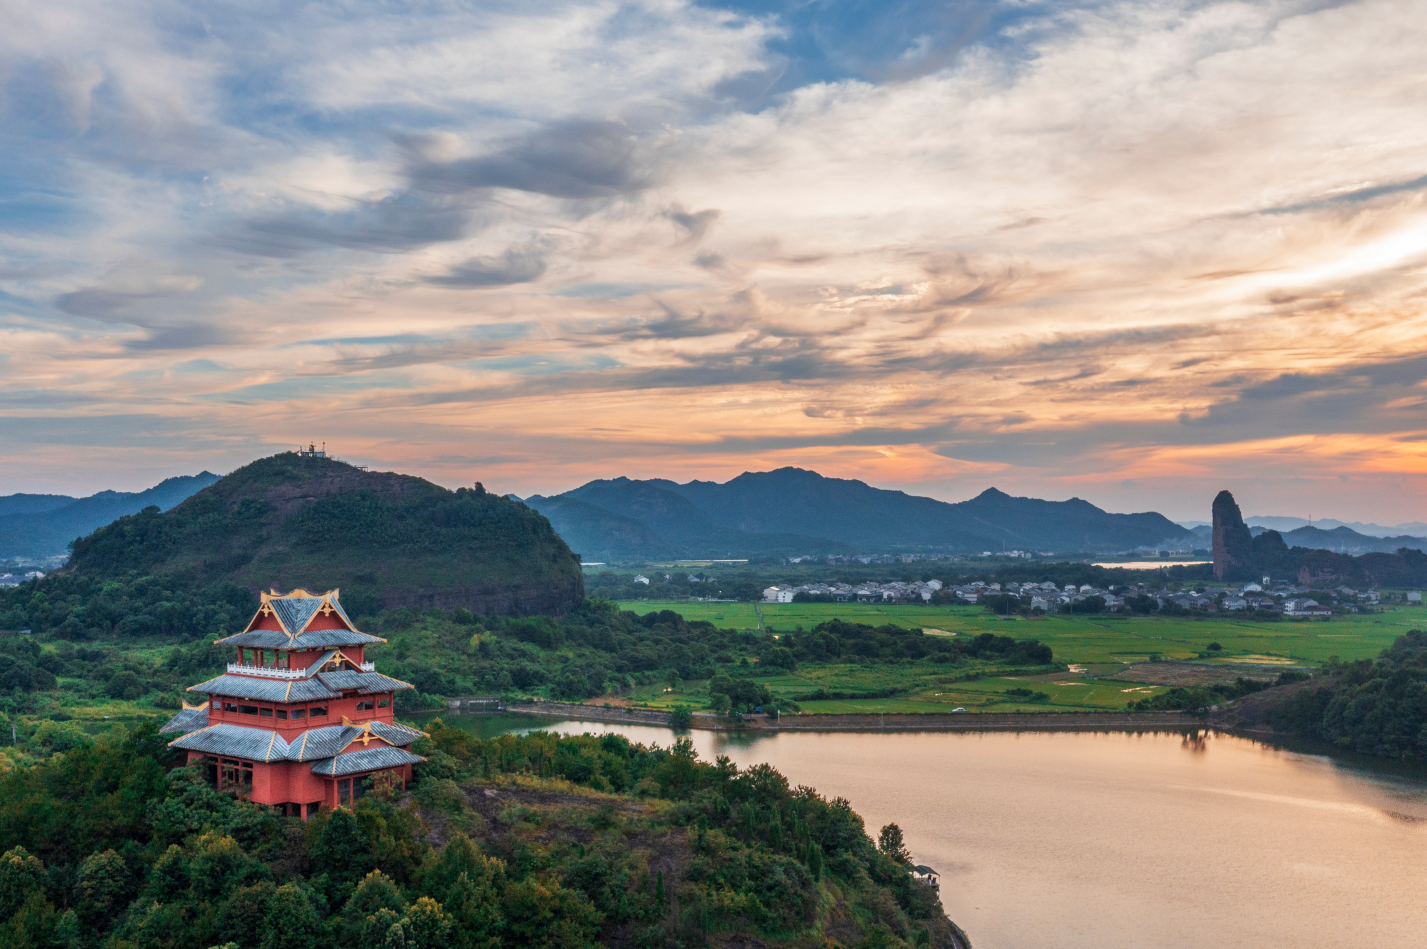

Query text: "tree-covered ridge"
[1267, 630, 1427, 758]
[0, 722, 962, 949]
[34, 452, 584, 618]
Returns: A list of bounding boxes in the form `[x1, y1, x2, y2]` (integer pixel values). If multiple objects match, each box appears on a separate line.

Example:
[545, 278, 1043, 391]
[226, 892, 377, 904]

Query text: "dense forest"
[0, 721, 960, 949]
[1265, 630, 1427, 758]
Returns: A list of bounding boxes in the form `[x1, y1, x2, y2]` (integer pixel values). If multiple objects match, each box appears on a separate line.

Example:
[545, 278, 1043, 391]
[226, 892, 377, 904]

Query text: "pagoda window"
[211, 699, 221, 710]
[264, 652, 276, 668]
[291, 709, 307, 720]
[310, 706, 328, 718]
[356, 700, 374, 712]
[260, 707, 273, 718]
[276, 710, 289, 720]
[238, 705, 259, 716]
[277, 653, 289, 670]
[377, 698, 391, 708]
[224, 702, 238, 712]
[338, 778, 352, 806]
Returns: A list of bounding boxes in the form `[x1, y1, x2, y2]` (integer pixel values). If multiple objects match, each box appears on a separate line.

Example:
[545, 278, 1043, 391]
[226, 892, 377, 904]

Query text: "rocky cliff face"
[1212, 490, 1255, 580]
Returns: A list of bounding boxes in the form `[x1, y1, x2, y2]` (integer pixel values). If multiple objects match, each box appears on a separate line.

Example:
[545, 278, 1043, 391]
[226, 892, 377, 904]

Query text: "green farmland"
[612, 599, 1426, 714]
[616, 599, 1418, 665]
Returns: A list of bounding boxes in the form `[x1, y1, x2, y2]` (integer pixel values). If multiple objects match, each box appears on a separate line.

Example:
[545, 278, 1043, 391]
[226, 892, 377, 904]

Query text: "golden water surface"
[531, 722, 1427, 949]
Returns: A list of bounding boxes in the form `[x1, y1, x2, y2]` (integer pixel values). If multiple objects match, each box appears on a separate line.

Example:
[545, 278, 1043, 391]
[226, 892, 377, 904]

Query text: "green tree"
[877, 824, 910, 865]
[313, 807, 375, 887]
[502, 876, 602, 949]
[262, 883, 327, 949]
[668, 705, 693, 729]
[0, 846, 46, 918]
[74, 848, 129, 932]
[399, 896, 454, 949]
[0, 891, 57, 949]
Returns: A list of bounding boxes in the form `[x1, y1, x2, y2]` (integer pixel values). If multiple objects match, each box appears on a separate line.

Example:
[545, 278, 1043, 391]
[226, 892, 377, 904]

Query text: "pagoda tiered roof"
[169, 719, 426, 765]
[158, 703, 210, 736]
[216, 588, 384, 650]
[189, 668, 412, 703]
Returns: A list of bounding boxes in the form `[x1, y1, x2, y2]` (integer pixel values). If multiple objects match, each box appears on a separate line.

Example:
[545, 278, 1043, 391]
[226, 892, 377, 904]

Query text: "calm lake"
[423, 715, 1427, 949]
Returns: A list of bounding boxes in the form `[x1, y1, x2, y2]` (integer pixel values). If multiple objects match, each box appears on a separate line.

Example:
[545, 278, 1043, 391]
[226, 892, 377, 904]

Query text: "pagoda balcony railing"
[226, 661, 376, 678]
[226, 663, 308, 680]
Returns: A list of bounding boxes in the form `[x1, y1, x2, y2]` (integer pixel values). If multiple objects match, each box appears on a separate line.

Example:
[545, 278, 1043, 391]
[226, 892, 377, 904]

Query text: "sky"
[2, 0, 1426, 522]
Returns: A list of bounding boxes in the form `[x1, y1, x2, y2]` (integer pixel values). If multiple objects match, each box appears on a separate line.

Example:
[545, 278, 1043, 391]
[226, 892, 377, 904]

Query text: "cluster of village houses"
[762, 579, 1420, 616]
[0, 570, 45, 588]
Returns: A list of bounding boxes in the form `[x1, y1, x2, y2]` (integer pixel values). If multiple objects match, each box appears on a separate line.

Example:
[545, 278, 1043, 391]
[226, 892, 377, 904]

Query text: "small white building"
[634, 575, 650, 585]
[1408, 591, 1423, 604]
[763, 586, 794, 603]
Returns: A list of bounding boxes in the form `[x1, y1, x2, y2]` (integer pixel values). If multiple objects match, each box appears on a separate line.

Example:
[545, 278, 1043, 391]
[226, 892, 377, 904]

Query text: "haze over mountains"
[525, 468, 1200, 561]
[0, 473, 220, 559]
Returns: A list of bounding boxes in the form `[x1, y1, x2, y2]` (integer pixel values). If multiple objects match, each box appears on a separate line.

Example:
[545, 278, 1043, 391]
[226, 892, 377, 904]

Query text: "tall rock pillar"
[1211, 490, 1254, 581]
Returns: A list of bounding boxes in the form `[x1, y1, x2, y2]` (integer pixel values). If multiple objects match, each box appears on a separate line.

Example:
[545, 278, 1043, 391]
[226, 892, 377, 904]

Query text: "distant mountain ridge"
[1181, 515, 1427, 537]
[0, 473, 222, 559]
[526, 467, 1198, 561]
[1250, 523, 1427, 554]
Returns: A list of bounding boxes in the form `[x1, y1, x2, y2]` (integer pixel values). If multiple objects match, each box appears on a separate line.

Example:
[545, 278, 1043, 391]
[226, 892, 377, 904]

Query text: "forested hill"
[1, 453, 583, 637]
[0, 724, 966, 949]
[528, 468, 1196, 561]
[0, 473, 220, 560]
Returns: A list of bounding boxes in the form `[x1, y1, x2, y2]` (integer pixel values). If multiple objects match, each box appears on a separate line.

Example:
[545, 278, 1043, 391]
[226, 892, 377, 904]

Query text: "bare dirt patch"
[1115, 661, 1286, 687]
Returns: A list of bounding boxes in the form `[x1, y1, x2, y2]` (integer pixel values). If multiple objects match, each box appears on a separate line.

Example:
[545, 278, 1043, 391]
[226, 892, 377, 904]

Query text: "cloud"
[426, 245, 548, 287]
[411, 120, 655, 200]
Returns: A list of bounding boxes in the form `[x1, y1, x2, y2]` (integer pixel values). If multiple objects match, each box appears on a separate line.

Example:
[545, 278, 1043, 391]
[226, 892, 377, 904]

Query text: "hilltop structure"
[160, 588, 424, 817]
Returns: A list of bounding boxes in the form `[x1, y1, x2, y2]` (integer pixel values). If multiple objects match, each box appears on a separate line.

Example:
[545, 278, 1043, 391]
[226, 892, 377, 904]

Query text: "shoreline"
[498, 701, 1194, 732]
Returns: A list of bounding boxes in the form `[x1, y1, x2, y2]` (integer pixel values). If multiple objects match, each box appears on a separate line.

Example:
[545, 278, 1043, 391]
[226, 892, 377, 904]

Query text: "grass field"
[616, 599, 1422, 665]
[619, 661, 1172, 715]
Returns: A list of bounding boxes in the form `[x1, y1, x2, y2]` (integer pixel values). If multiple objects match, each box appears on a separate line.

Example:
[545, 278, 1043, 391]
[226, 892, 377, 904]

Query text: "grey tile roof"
[158, 706, 209, 736]
[309, 745, 425, 777]
[215, 628, 384, 649]
[170, 723, 291, 762]
[189, 669, 410, 702]
[287, 724, 358, 761]
[293, 628, 384, 647]
[317, 670, 413, 693]
[270, 596, 323, 634]
[371, 720, 425, 744]
[170, 720, 423, 763]
[188, 674, 340, 703]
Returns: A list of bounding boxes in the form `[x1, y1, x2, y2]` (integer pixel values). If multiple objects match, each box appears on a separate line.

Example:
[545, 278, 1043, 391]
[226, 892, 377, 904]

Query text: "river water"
[430, 716, 1427, 949]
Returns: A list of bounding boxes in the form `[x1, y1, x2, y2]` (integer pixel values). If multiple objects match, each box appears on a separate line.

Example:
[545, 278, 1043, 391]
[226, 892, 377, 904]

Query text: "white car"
[951, 707, 967, 713]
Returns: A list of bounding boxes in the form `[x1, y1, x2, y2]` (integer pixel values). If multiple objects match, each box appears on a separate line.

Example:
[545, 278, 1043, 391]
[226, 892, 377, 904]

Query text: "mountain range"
[1187, 521, 1427, 555]
[0, 473, 221, 560]
[525, 468, 1199, 561]
[1181, 515, 1427, 537]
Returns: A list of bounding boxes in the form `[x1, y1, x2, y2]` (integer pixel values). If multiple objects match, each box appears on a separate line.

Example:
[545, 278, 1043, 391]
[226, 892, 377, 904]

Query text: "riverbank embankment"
[500, 701, 1192, 732]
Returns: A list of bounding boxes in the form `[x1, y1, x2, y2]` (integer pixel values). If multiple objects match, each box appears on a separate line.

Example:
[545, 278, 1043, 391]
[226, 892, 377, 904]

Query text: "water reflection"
[420, 714, 1427, 949]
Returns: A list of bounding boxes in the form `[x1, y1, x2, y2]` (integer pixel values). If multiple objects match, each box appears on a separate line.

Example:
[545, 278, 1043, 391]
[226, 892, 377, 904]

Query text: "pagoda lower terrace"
[160, 588, 425, 818]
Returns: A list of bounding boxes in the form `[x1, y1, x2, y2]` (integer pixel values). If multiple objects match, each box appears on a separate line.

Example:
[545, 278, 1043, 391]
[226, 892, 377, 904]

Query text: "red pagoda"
[160, 588, 425, 818]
